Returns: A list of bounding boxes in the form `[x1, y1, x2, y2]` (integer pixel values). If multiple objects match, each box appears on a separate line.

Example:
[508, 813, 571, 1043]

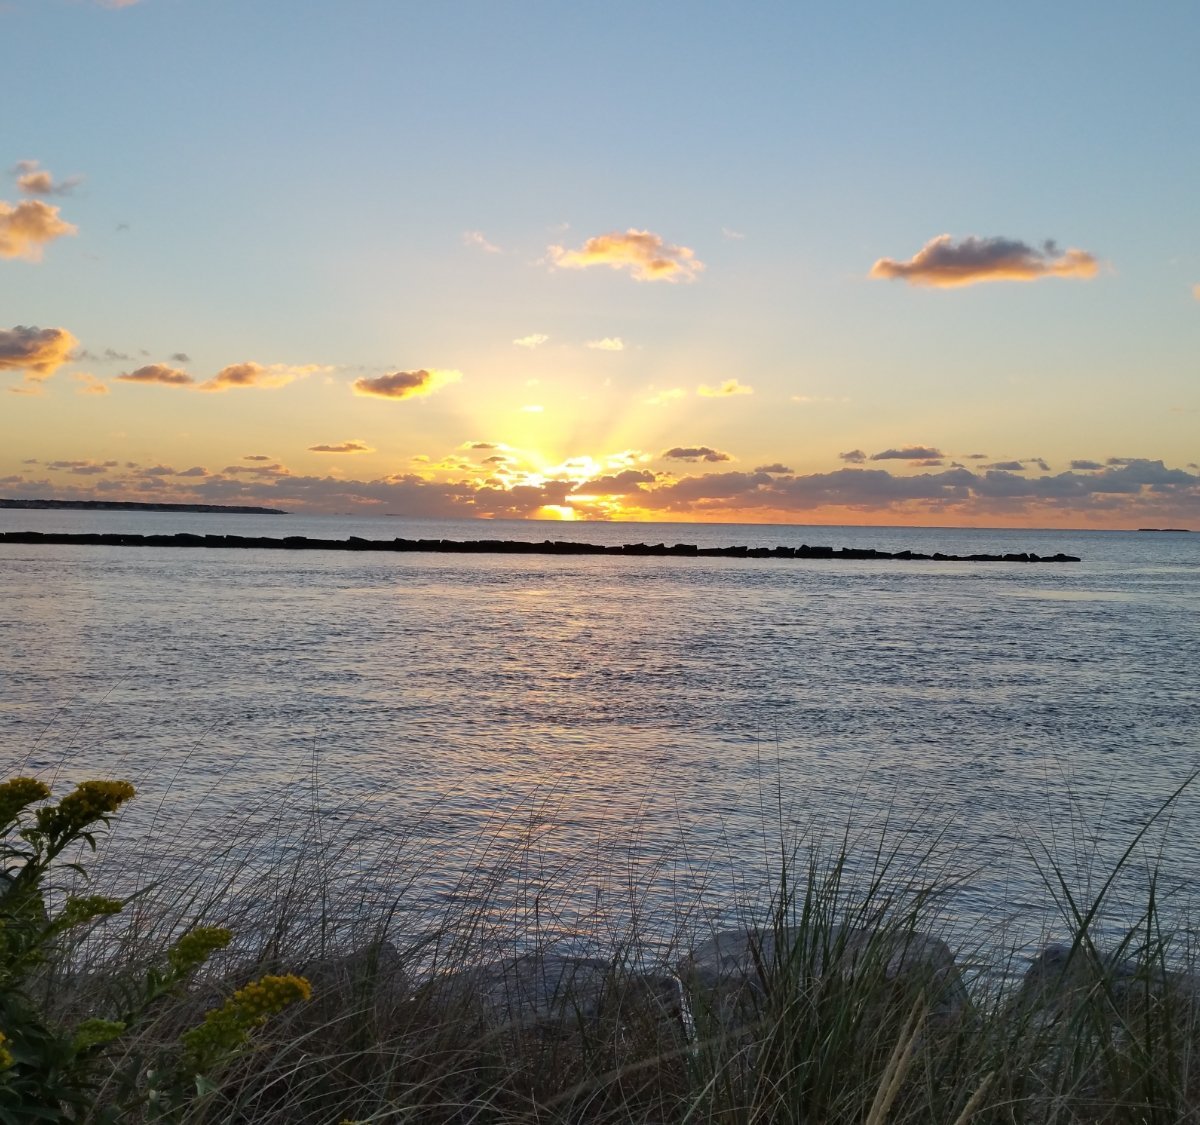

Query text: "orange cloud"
[870, 235, 1099, 287]
[513, 334, 549, 349]
[662, 446, 732, 463]
[74, 373, 109, 396]
[870, 446, 945, 461]
[697, 379, 753, 397]
[586, 337, 625, 351]
[116, 364, 195, 386]
[202, 361, 326, 391]
[0, 325, 79, 380]
[308, 440, 373, 453]
[0, 199, 77, 261]
[352, 368, 461, 400]
[14, 160, 82, 197]
[549, 228, 703, 282]
[17, 170, 53, 195]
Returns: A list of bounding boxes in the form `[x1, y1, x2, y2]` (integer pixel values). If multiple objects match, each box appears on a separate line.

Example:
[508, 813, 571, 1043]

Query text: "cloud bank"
[9, 457, 1200, 528]
[870, 235, 1099, 287]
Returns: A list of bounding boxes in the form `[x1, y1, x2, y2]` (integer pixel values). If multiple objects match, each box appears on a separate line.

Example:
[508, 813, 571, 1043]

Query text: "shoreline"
[0, 498, 286, 515]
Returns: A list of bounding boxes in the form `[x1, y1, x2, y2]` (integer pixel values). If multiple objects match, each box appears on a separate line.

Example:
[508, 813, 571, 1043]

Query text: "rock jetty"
[0, 530, 1081, 563]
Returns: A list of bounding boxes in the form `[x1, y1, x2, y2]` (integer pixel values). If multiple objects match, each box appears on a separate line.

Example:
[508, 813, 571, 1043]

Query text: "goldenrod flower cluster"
[168, 926, 233, 974]
[181, 974, 311, 1067]
[71, 1018, 127, 1052]
[0, 776, 51, 828]
[58, 895, 124, 930]
[227, 974, 312, 1022]
[0, 1030, 12, 1071]
[35, 780, 136, 838]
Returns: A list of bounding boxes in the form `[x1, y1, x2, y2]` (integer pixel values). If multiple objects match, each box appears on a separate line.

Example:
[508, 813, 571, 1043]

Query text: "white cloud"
[463, 230, 501, 254]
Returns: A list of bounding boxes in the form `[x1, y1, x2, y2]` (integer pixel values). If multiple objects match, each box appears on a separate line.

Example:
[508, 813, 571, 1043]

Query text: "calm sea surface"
[3, 510, 1199, 964]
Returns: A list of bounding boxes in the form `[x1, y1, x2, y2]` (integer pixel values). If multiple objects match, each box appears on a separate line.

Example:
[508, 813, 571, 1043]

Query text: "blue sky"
[2, 0, 1198, 525]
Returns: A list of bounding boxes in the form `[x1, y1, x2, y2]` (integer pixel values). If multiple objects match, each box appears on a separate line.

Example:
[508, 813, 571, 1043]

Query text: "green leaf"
[194, 1073, 219, 1097]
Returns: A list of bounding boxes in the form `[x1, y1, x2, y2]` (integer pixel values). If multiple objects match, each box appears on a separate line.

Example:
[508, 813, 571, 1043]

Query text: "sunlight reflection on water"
[3, 515, 1199, 962]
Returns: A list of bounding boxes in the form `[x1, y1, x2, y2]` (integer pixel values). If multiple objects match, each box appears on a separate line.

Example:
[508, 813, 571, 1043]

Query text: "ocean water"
[3, 510, 1199, 964]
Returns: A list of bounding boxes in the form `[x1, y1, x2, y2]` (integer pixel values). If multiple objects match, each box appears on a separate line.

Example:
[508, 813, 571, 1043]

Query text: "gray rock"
[1012, 942, 1199, 1025]
[427, 953, 612, 1027]
[296, 939, 412, 1024]
[420, 952, 687, 1041]
[680, 923, 971, 1028]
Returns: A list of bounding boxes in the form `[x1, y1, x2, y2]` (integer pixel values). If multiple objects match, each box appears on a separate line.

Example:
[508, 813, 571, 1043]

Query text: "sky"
[2, 0, 1198, 528]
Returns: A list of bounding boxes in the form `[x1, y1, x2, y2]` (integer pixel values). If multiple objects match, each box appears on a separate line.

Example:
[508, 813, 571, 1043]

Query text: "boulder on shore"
[679, 923, 971, 1030]
[1011, 941, 1200, 1027]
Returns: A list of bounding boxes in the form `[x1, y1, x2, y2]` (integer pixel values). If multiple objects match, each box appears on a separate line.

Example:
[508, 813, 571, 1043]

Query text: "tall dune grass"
[4, 770, 1200, 1123]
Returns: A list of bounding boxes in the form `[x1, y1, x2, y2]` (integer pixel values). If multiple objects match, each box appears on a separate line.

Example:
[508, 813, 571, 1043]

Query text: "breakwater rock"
[0, 530, 1081, 563]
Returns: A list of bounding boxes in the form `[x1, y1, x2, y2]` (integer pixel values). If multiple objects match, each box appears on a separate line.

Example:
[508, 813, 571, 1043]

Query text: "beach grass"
[4, 773, 1200, 1124]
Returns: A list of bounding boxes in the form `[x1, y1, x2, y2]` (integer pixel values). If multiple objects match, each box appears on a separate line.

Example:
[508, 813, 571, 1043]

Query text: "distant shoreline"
[0, 530, 1082, 563]
[0, 498, 287, 515]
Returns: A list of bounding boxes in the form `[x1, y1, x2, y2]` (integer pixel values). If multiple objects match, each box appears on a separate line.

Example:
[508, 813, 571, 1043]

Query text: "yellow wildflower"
[58, 895, 124, 929]
[181, 974, 311, 1068]
[71, 1018, 126, 1052]
[169, 926, 233, 974]
[35, 780, 136, 838]
[0, 776, 51, 828]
